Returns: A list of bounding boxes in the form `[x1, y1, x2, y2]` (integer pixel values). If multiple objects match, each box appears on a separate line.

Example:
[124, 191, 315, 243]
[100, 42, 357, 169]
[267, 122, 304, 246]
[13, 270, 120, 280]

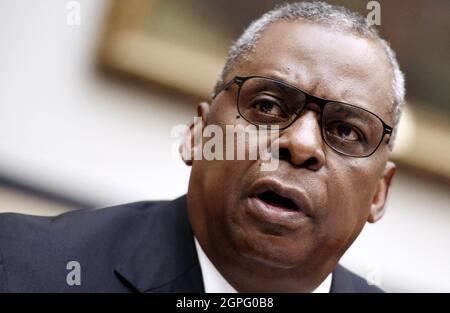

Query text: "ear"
[179, 102, 210, 166]
[367, 161, 396, 223]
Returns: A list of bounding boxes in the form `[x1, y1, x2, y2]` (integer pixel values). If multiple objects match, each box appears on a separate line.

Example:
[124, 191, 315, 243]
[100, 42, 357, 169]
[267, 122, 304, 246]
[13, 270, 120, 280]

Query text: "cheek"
[327, 158, 381, 213]
[196, 139, 255, 211]
[194, 158, 255, 246]
[202, 159, 249, 197]
[209, 97, 242, 126]
[320, 159, 381, 249]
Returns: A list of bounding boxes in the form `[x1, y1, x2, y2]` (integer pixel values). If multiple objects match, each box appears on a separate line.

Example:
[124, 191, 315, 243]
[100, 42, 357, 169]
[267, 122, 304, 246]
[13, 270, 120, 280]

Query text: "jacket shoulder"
[0, 200, 167, 292]
[332, 264, 384, 293]
[0, 200, 165, 244]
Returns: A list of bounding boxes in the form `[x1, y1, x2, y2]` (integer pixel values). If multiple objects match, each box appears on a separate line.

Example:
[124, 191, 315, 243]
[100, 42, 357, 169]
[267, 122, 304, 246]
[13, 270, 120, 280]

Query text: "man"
[0, 1, 404, 292]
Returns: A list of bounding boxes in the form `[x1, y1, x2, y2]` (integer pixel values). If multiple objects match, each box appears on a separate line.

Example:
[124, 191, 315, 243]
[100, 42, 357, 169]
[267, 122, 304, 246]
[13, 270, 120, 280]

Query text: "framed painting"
[98, 0, 287, 99]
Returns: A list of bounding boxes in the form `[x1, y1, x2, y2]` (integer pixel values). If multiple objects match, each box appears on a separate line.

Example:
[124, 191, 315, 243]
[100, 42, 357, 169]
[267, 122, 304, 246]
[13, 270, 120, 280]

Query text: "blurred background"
[0, 0, 449, 292]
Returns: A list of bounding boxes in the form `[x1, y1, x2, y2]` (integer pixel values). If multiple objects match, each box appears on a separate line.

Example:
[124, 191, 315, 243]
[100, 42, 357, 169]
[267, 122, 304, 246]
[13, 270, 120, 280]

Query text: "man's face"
[186, 21, 396, 291]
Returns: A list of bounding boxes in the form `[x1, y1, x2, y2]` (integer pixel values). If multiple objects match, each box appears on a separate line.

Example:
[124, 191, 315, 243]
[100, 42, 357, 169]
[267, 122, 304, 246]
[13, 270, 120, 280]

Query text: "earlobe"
[368, 161, 396, 223]
[179, 102, 210, 166]
[179, 121, 195, 166]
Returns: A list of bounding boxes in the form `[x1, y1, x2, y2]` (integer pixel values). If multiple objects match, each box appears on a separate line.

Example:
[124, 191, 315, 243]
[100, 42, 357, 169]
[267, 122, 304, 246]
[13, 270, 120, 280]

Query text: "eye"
[326, 122, 363, 142]
[252, 99, 285, 117]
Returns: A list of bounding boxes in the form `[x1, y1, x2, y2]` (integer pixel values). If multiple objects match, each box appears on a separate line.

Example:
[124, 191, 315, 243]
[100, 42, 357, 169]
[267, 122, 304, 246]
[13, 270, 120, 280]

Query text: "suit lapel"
[114, 195, 204, 292]
[330, 264, 360, 293]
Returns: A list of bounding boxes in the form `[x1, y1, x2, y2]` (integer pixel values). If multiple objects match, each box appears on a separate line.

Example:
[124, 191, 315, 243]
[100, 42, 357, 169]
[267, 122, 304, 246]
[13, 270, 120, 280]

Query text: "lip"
[244, 178, 313, 230]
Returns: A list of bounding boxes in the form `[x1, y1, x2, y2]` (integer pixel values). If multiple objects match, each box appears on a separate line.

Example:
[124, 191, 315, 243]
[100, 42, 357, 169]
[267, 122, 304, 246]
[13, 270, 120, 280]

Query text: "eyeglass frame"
[212, 75, 394, 158]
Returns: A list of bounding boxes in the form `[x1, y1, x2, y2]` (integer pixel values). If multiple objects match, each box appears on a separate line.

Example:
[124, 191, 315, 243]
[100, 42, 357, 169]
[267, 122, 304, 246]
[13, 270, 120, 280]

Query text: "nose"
[275, 110, 326, 171]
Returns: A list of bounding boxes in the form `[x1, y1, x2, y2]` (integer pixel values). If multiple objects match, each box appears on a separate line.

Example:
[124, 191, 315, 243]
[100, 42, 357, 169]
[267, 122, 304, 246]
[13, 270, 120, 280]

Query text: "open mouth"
[257, 190, 299, 212]
[245, 178, 313, 228]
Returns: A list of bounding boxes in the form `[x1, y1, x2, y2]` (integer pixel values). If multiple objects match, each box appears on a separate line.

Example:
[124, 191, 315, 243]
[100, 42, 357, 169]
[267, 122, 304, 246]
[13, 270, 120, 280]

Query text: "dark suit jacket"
[0, 195, 382, 293]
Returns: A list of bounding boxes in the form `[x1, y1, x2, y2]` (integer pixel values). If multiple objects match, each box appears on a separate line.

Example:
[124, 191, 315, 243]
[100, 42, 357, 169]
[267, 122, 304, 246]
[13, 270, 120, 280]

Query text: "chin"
[227, 221, 313, 270]
[242, 247, 302, 270]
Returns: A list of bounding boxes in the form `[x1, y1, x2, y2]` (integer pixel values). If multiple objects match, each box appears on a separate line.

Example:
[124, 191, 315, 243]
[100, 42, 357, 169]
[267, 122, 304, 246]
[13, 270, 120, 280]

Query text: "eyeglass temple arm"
[382, 123, 394, 145]
[384, 123, 393, 134]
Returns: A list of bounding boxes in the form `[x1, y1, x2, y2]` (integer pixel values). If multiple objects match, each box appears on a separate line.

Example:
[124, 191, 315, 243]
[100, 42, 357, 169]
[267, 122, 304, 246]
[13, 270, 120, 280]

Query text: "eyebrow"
[248, 72, 376, 112]
[331, 105, 370, 120]
[261, 73, 301, 88]
[255, 73, 336, 98]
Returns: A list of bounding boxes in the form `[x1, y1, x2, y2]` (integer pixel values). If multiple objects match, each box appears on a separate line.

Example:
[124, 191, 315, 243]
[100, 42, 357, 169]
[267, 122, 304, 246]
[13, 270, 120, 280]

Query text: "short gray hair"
[214, 1, 405, 148]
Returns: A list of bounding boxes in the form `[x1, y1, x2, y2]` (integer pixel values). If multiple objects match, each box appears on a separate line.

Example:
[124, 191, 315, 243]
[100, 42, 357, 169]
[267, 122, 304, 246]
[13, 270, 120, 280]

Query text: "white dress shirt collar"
[194, 237, 332, 293]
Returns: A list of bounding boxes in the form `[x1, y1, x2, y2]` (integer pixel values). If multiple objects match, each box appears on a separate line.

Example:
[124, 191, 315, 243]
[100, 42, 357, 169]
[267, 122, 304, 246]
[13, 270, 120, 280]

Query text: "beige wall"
[0, 185, 75, 216]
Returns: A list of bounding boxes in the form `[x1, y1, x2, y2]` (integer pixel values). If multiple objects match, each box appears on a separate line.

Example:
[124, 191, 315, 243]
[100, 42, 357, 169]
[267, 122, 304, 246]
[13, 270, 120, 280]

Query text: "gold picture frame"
[98, 0, 231, 99]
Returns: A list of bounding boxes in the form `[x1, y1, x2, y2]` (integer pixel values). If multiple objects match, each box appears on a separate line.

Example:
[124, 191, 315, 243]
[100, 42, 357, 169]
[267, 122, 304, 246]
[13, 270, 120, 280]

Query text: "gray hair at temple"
[213, 1, 405, 148]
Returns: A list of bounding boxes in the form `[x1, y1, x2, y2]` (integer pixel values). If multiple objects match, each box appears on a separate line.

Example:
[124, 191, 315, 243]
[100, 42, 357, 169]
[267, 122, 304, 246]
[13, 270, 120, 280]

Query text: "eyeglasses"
[212, 75, 393, 158]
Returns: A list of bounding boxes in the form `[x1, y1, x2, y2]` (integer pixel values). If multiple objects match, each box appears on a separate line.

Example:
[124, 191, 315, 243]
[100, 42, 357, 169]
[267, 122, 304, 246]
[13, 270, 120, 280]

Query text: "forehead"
[231, 21, 394, 124]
